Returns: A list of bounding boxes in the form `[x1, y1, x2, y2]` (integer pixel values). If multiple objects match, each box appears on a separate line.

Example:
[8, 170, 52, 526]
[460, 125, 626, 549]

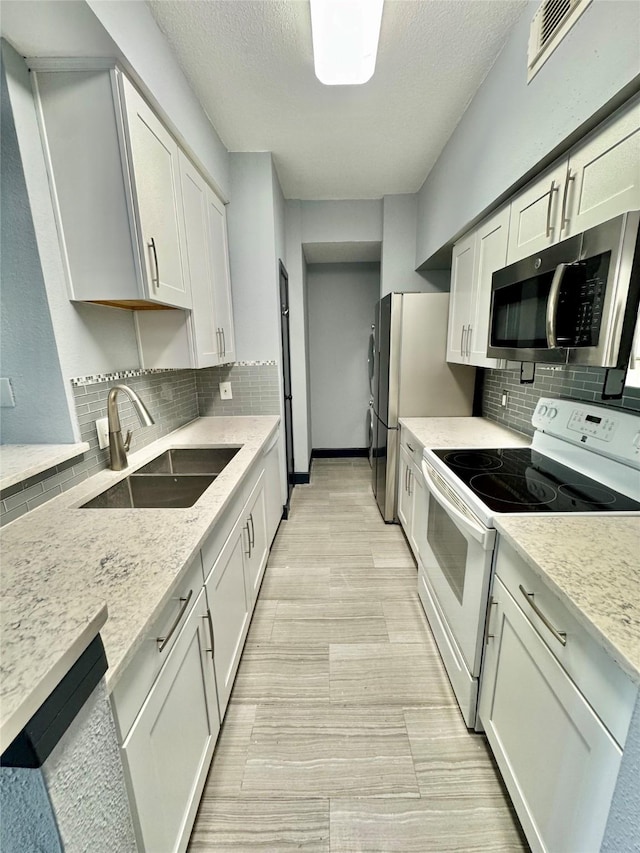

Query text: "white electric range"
[417, 396, 640, 729]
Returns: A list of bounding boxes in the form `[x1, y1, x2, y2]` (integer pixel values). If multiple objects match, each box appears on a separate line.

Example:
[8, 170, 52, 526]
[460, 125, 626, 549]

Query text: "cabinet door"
[446, 233, 475, 363]
[408, 460, 424, 561]
[207, 189, 235, 363]
[120, 76, 191, 309]
[479, 577, 622, 853]
[243, 473, 269, 608]
[262, 430, 284, 546]
[397, 445, 412, 532]
[204, 516, 250, 718]
[121, 589, 219, 853]
[506, 161, 568, 263]
[469, 206, 510, 367]
[564, 99, 640, 237]
[179, 152, 220, 367]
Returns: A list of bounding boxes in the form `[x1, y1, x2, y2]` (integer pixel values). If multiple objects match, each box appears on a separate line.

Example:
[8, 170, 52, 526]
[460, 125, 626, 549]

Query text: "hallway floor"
[188, 458, 528, 852]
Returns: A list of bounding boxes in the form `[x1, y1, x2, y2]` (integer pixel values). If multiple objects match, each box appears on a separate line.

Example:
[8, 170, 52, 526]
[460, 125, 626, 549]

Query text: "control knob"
[538, 405, 548, 416]
[548, 407, 558, 419]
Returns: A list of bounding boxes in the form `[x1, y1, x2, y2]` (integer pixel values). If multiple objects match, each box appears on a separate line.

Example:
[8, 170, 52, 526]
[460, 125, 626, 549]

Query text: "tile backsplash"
[1, 362, 281, 525]
[481, 365, 640, 436]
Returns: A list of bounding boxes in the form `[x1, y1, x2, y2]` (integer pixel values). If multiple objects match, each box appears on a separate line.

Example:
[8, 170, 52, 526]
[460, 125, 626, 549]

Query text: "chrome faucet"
[107, 385, 155, 471]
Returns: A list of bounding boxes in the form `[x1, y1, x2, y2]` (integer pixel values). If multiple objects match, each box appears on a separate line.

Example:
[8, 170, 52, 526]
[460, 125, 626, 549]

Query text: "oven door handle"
[421, 460, 493, 547]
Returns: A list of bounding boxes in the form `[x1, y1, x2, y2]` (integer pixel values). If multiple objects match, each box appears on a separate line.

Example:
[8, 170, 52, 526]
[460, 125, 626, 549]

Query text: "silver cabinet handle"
[221, 328, 226, 357]
[405, 464, 410, 493]
[203, 608, 215, 658]
[408, 469, 412, 497]
[157, 589, 193, 652]
[244, 523, 252, 557]
[148, 237, 160, 288]
[466, 325, 473, 357]
[407, 443, 414, 453]
[484, 598, 498, 646]
[460, 324, 466, 356]
[216, 329, 222, 358]
[560, 170, 575, 234]
[545, 180, 558, 238]
[546, 263, 570, 348]
[519, 584, 566, 646]
[249, 512, 255, 548]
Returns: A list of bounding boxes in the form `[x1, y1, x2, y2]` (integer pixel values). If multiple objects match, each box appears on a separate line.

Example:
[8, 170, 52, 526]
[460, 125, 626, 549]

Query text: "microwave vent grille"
[528, 0, 592, 82]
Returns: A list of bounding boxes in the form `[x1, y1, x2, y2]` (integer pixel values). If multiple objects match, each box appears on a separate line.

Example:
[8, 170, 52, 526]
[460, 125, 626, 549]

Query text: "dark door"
[279, 261, 295, 517]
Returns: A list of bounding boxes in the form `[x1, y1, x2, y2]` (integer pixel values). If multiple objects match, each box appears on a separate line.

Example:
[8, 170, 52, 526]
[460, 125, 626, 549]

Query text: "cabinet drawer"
[111, 555, 204, 740]
[400, 429, 423, 465]
[493, 538, 637, 746]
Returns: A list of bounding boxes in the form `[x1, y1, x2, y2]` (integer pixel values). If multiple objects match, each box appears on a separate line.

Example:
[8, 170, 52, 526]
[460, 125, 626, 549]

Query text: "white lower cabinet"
[242, 473, 268, 608]
[397, 444, 413, 532]
[203, 512, 251, 719]
[121, 588, 219, 853]
[479, 541, 634, 853]
[397, 432, 425, 563]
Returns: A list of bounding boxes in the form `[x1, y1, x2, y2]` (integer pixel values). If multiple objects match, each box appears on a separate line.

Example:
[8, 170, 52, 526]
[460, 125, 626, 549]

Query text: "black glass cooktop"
[432, 448, 640, 514]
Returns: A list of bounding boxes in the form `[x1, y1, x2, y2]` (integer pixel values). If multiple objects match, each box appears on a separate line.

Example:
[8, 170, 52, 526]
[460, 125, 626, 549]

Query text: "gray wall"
[0, 767, 62, 852]
[602, 690, 640, 852]
[381, 194, 449, 296]
[481, 365, 640, 437]
[0, 55, 73, 444]
[307, 263, 380, 449]
[416, 0, 640, 266]
[227, 152, 282, 363]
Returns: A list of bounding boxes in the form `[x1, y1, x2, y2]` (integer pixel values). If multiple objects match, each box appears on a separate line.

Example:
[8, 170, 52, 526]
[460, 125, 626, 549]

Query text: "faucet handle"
[123, 430, 133, 452]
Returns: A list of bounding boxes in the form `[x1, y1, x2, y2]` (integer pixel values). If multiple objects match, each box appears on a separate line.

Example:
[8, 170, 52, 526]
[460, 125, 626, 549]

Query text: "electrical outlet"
[219, 381, 232, 400]
[95, 417, 109, 450]
[501, 390, 509, 408]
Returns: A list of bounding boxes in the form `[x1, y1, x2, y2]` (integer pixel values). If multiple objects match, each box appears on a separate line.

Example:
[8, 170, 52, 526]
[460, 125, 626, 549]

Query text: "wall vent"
[527, 0, 592, 82]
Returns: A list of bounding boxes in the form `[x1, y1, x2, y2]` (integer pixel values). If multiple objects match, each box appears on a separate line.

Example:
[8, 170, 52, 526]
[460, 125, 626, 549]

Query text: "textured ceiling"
[148, 0, 528, 200]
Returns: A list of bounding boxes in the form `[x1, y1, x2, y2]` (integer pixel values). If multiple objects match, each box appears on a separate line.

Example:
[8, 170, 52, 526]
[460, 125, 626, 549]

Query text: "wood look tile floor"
[188, 459, 528, 852]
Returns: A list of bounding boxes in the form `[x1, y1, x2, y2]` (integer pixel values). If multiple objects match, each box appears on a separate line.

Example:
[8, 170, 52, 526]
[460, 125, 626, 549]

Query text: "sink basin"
[135, 446, 241, 476]
[81, 474, 216, 509]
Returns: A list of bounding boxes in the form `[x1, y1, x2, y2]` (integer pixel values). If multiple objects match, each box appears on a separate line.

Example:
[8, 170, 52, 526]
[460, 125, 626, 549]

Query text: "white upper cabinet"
[446, 233, 475, 364]
[136, 153, 236, 370]
[33, 67, 190, 309]
[447, 206, 509, 367]
[119, 76, 190, 309]
[506, 161, 569, 264]
[207, 189, 236, 364]
[563, 98, 640, 237]
[507, 97, 640, 263]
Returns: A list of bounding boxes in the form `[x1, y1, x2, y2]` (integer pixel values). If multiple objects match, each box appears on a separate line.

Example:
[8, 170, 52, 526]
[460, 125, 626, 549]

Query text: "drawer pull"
[519, 584, 566, 646]
[157, 589, 193, 652]
[407, 443, 414, 453]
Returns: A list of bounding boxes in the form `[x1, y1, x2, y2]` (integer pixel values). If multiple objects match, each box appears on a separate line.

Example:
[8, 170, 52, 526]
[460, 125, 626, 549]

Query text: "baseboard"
[292, 472, 310, 484]
[311, 447, 369, 458]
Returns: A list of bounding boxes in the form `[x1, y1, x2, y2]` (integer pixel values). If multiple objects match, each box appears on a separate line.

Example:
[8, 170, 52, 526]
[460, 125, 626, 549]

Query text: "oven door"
[419, 458, 495, 678]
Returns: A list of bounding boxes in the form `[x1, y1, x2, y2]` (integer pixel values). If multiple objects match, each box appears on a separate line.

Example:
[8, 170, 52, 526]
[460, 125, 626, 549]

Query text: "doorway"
[279, 261, 295, 517]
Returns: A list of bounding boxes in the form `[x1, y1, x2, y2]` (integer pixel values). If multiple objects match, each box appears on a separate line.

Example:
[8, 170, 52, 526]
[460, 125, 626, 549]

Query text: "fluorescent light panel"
[310, 0, 384, 85]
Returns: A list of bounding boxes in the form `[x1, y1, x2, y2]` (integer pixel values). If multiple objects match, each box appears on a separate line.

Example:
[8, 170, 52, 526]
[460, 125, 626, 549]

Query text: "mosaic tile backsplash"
[481, 365, 640, 436]
[1, 363, 280, 525]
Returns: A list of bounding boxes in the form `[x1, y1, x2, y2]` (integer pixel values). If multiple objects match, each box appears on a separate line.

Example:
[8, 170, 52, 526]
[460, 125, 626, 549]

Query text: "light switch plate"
[219, 381, 232, 400]
[0, 378, 15, 408]
[95, 417, 109, 450]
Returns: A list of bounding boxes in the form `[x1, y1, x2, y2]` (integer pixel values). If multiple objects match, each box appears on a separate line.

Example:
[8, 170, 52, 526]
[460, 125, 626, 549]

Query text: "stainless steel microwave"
[487, 211, 640, 366]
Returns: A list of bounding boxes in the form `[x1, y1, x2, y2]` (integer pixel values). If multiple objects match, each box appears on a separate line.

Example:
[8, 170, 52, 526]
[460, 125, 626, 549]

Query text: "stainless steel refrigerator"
[371, 292, 476, 522]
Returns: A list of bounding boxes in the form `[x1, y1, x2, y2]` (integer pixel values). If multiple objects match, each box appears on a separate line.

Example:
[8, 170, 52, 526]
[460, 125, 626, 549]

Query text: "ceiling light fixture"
[310, 0, 384, 86]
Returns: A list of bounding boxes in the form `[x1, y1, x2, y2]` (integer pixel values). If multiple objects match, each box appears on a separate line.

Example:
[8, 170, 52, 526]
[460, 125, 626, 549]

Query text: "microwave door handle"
[421, 460, 492, 547]
[546, 263, 570, 348]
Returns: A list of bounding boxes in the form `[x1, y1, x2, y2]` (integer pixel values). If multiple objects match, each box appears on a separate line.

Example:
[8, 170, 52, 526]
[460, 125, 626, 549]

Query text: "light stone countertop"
[495, 516, 640, 685]
[0, 442, 91, 491]
[0, 416, 279, 752]
[399, 416, 530, 450]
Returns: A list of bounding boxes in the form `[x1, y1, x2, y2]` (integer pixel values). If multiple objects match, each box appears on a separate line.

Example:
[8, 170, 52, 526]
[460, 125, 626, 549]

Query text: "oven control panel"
[532, 397, 640, 468]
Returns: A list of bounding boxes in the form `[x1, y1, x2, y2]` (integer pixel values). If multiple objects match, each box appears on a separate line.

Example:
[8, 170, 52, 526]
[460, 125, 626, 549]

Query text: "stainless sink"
[135, 446, 241, 476]
[81, 474, 216, 509]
